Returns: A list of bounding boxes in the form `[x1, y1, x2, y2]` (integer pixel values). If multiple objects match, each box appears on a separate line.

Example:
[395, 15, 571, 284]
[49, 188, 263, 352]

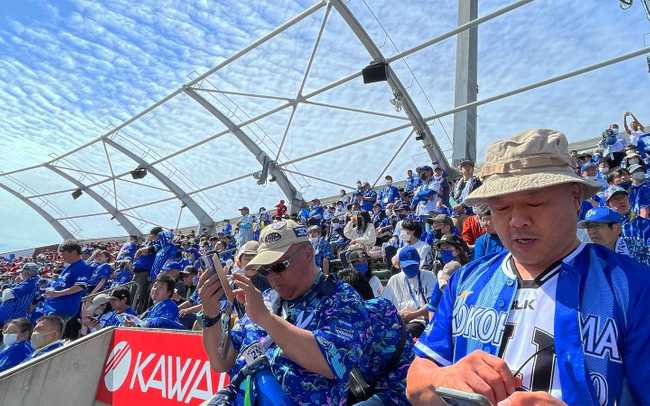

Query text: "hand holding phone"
[435, 387, 491, 406]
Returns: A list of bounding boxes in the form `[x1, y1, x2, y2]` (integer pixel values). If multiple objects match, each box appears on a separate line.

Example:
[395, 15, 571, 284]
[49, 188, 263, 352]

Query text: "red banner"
[95, 327, 229, 405]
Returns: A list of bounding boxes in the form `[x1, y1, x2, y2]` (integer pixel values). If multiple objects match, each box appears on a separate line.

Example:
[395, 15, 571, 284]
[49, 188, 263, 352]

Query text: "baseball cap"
[435, 234, 465, 248]
[86, 293, 111, 314]
[21, 262, 39, 275]
[398, 246, 420, 272]
[628, 164, 645, 174]
[580, 162, 595, 172]
[431, 214, 452, 225]
[605, 186, 628, 202]
[109, 289, 130, 301]
[459, 159, 474, 168]
[238, 206, 249, 212]
[245, 220, 309, 270]
[163, 262, 182, 271]
[237, 241, 259, 259]
[577, 207, 623, 228]
[420, 165, 433, 172]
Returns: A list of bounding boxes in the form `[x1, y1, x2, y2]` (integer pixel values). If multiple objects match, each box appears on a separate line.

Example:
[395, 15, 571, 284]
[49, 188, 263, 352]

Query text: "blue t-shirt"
[361, 190, 377, 212]
[43, 259, 92, 319]
[110, 268, 134, 288]
[0, 341, 33, 372]
[100, 307, 137, 327]
[117, 241, 138, 260]
[473, 233, 505, 260]
[415, 244, 650, 405]
[356, 298, 413, 405]
[229, 274, 369, 405]
[88, 263, 112, 288]
[0, 276, 38, 324]
[379, 185, 400, 207]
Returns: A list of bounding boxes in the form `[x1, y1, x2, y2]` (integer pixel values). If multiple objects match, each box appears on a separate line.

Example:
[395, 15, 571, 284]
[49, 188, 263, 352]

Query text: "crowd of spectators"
[0, 112, 648, 405]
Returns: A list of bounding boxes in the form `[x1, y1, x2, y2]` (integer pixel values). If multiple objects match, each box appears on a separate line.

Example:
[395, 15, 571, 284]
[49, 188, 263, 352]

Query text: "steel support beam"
[330, 0, 450, 172]
[183, 87, 304, 212]
[103, 138, 216, 233]
[0, 182, 75, 240]
[46, 165, 143, 237]
[452, 0, 479, 166]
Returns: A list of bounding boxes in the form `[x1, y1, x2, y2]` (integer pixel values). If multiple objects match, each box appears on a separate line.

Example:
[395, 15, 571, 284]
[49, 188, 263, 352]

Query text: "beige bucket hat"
[464, 129, 601, 206]
[245, 219, 308, 270]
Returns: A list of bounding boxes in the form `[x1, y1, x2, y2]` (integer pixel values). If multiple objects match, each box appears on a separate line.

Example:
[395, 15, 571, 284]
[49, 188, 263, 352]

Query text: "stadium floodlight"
[71, 189, 83, 200]
[362, 61, 388, 84]
[130, 167, 148, 180]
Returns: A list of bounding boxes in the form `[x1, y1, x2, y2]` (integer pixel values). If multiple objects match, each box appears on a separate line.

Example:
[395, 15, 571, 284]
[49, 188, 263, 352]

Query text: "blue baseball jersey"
[110, 268, 134, 288]
[141, 298, 184, 329]
[628, 182, 650, 215]
[100, 307, 137, 327]
[88, 263, 112, 288]
[473, 233, 505, 260]
[362, 190, 377, 212]
[379, 185, 400, 207]
[0, 276, 38, 324]
[356, 298, 413, 405]
[617, 215, 650, 267]
[311, 237, 332, 271]
[117, 241, 138, 260]
[0, 341, 33, 372]
[415, 244, 650, 405]
[43, 259, 92, 319]
[229, 274, 369, 406]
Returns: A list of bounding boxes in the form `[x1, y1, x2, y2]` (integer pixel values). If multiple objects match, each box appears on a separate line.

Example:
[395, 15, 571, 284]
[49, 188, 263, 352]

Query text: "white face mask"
[400, 231, 412, 242]
[30, 331, 51, 349]
[3, 333, 17, 346]
[632, 172, 646, 181]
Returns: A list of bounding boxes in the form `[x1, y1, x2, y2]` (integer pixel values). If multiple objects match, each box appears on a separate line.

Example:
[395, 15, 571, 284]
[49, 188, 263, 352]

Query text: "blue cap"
[398, 246, 420, 270]
[605, 186, 628, 202]
[420, 165, 433, 172]
[577, 207, 623, 228]
[163, 261, 182, 271]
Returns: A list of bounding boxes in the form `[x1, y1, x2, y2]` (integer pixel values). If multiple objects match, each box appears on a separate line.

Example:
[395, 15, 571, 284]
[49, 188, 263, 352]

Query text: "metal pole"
[452, 0, 479, 166]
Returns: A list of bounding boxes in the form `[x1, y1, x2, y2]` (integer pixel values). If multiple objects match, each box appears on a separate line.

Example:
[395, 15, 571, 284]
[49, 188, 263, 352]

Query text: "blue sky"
[1, 0, 649, 252]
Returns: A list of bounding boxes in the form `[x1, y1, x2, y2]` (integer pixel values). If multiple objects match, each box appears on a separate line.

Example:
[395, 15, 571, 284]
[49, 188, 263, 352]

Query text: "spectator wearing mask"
[343, 211, 377, 253]
[624, 111, 648, 146]
[0, 263, 39, 325]
[337, 269, 414, 406]
[309, 226, 331, 275]
[100, 289, 137, 328]
[0, 318, 33, 372]
[577, 208, 625, 252]
[412, 166, 438, 213]
[621, 148, 642, 171]
[348, 250, 383, 298]
[390, 220, 433, 272]
[149, 227, 177, 282]
[116, 235, 139, 261]
[433, 235, 470, 273]
[222, 219, 233, 236]
[383, 246, 437, 338]
[452, 160, 482, 215]
[473, 209, 505, 260]
[199, 220, 369, 405]
[28, 315, 65, 360]
[408, 129, 649, 406]
[87, 250, 112, 294]
[133, 274, 184, 330]
[379, 175, 400, 208]
[361, 182, 378, 212]
[595, 160, 610, 189]
[370, 203, 386, 229]
[405, 169, 421, 193]
[424, 214, 456, 245]
[606, 186, 650, 267]
[236, 207, 255, 248]
[628, 164, 649, 218]
[431, 165, 450, 207]
[43, 241, 91, 321]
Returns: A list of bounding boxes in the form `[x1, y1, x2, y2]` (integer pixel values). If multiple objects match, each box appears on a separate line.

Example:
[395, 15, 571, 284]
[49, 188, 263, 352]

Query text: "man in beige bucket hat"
[408, 129, 650, 405]
[197, 219, 370, 404]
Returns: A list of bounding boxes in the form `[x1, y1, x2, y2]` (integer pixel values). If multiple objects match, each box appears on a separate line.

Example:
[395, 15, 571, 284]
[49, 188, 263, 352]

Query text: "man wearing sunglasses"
[199, 220, 369, 405]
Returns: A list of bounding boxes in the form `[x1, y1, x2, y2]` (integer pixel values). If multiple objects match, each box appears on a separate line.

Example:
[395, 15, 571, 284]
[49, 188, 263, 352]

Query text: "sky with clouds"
[0, 0, 649, 252]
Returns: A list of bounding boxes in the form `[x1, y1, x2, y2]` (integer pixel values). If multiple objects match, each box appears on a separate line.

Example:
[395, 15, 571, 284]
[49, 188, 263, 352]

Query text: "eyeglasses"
[257, 247, 302, 277]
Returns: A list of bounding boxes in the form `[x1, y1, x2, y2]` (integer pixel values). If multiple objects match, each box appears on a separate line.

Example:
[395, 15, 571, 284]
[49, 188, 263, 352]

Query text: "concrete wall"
[0, 327, 114, 406]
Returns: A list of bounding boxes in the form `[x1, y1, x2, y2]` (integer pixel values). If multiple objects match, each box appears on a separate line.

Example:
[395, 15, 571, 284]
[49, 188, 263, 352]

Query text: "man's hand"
[179, 308, 191, 318]
[399, 309, 415, 322]
[498, 392, 566, 406]
[232, 273, 271, 326]
[197, 270, 223, 318]
[428, 350, 519, 406]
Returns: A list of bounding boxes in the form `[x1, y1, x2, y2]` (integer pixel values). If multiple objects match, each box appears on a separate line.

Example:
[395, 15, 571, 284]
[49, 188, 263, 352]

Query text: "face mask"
[30, 331, 50, 349]
[599, 167, 609, 174]
[618, 181, 632, 191]
[353, 262, 369, 275]
[440, 249, 456, 264]
[400, 231, 412, 242]
[632, 172, 646, 181]
[628, 158, 640, 165]
[3, 333, 17, 346]
[433, 230, 443, 240]
[402, 265, 419, 278]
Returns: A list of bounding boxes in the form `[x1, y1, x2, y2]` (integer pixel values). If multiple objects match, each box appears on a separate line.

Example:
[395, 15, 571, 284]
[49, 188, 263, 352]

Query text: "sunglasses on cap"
[256, 246, 302, 277]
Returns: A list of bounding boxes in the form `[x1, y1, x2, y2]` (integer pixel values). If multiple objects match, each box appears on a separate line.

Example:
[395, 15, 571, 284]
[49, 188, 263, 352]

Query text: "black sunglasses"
[257, 247, 302, 277]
